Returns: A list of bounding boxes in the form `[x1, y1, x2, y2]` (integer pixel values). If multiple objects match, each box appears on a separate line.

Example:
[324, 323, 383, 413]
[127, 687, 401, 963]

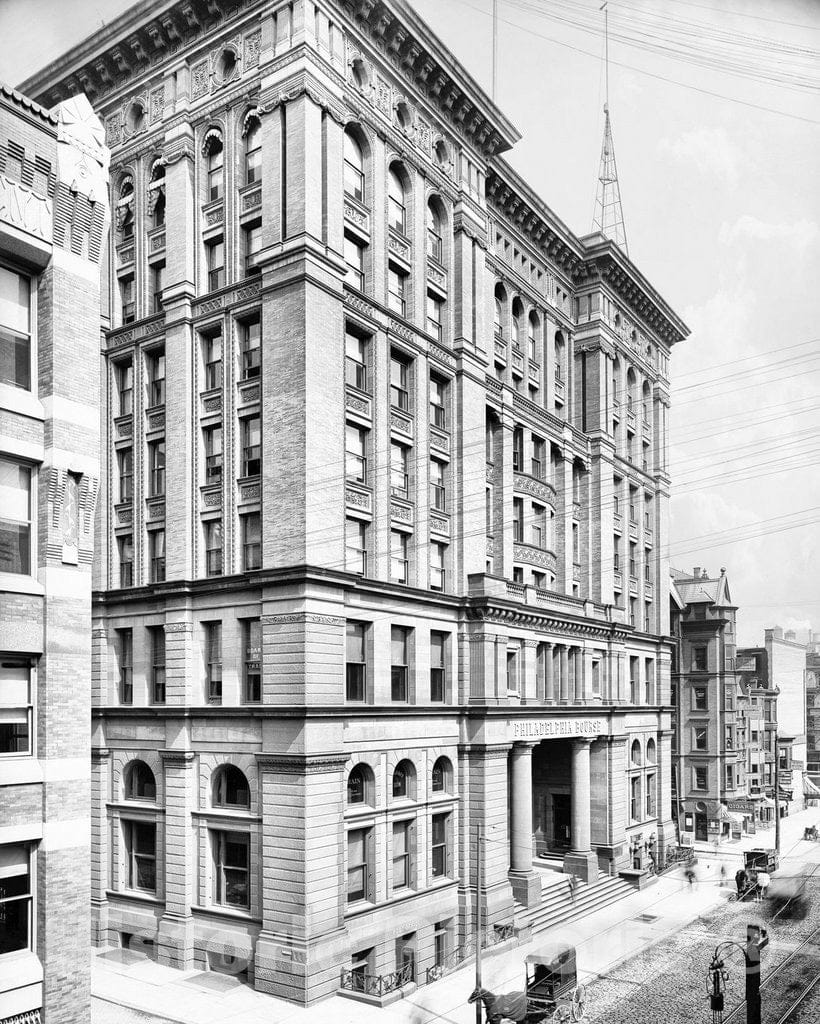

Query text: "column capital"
[160, 749, 196, 767]
[571, 737, 594, 749]
[255, 752, 348, 774]
[91, 746, 110, 762]
[511, 739, 538, 752]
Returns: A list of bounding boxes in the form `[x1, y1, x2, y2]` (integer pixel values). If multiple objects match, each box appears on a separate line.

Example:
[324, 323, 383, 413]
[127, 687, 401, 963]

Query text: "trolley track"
[721, 925, 820, 1024]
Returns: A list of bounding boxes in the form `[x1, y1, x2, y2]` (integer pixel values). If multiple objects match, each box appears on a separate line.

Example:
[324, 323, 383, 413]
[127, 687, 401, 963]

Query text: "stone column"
[544, 643, 554, 702]
[508, 743, 540, 907]
[564, 739, 598, 882]
[559, 645, 569, 702]
[157, 750, 196, 968]
[90, 747, 111, 947]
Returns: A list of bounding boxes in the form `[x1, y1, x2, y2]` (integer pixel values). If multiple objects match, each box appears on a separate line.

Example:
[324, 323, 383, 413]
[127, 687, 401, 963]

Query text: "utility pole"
[492, 0, 498, 102]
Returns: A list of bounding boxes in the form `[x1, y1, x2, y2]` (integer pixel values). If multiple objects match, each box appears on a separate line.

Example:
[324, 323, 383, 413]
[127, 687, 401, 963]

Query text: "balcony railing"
[340, 962, 414, 998]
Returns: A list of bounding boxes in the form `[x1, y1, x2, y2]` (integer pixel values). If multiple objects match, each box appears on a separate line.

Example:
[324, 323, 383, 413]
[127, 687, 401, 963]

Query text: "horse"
[468, 985, 531, 1023]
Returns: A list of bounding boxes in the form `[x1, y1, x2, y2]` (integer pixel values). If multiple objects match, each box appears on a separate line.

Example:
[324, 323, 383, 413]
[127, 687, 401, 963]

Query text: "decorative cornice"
[91, 747, 111, 762]
[261, 613, 345, 626]
[466, 601, 630, 643]
[460, 742, 511, 759]
[255, 753, 349, 774]
[159, 749, 196, 766]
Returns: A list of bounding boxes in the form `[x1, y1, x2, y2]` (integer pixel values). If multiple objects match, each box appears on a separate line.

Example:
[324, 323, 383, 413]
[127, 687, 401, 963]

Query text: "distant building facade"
[806, 642, 820, 786]
[669, 567, 752, 842]
[0, 86, 108, 1024]
[22, 0, 688, 1007]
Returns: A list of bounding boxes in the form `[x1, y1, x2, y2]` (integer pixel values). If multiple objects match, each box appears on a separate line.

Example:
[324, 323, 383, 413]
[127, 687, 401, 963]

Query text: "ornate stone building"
[0, 87, 108, 1024]
[21, 0, 687, 1007]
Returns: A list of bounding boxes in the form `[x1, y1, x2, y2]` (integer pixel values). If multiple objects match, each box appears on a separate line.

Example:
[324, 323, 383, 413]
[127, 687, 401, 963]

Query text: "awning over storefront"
[803, 776, 820, 797]
[761, 797, 776, 808]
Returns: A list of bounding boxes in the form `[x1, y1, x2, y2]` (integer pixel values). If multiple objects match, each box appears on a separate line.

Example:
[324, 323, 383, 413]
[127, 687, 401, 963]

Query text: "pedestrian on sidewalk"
[568, 874, 578, 903]
[685, 866, 697, 890]
[719, 863, 727, 887]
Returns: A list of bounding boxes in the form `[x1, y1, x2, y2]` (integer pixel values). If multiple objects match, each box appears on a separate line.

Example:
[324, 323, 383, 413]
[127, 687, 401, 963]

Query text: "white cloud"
[718, 215, 819, 252]
[658, 127, 739, 187]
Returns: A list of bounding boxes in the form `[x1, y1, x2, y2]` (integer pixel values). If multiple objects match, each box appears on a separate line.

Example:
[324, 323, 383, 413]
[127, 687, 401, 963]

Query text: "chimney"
[701, 568, 709, 579]
[693, 567, 700, 578]
[785, 630, 796, 641]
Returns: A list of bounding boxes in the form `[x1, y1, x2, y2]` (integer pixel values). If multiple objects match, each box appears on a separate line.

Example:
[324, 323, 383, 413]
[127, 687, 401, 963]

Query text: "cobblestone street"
[586, 876, 820, 1024]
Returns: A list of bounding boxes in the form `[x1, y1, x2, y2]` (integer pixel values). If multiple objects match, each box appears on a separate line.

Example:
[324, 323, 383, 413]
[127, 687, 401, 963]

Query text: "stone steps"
[516, 873, 637, 937]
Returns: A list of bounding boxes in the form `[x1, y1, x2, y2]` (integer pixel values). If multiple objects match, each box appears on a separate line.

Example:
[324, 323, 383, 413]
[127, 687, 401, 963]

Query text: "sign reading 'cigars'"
[511, 718, 605, 740]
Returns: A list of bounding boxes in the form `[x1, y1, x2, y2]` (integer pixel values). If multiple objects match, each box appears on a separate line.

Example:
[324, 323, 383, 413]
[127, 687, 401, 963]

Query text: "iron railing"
[425, 925, 515, 985]
[340, 961, 414, 997]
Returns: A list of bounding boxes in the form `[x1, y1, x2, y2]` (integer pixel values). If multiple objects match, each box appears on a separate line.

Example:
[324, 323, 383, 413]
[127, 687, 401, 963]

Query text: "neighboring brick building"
[21, 0, 688, 1007]
[806, 638, 820, 786]
[668, 567, 754, 842]
[0, 86, 108, 1024]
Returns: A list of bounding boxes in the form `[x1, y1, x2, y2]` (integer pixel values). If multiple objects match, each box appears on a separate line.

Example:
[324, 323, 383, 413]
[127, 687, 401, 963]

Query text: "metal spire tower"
[592, 3, 629, 256]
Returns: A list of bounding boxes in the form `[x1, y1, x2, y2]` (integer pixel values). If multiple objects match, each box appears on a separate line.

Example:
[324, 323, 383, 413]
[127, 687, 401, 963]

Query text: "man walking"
[735, 867, 747, 897]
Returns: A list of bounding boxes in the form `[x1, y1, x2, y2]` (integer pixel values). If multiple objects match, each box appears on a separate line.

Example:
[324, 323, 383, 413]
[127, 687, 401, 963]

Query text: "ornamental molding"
[429, 343, 455, 367]
[91, 746, 111, 762]
[261, 613, 345, 626]
[164, 621, 193, 633]
[462, 742, 512, 760]
[256, 753, 348, 775]
[159, 749, 196, 767]
[513, 474, 556, 503]
[467, 603, 629, 643]
[513, 544, 556, 570]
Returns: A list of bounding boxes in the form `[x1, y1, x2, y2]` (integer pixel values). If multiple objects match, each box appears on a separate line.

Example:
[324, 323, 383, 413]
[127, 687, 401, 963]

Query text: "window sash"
[126, 821, 156, 892]
[0, 660, 32, 755]
[214, 831, 249, 909]
[431, 814, 448, 877]
[0, 459, 32, 575]
[244, 620, 261, 702]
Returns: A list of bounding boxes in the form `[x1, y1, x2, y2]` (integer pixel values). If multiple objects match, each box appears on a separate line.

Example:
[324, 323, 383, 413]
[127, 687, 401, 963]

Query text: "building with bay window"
[21, 0, 687, 1008]
[0, 86, 108, 1024]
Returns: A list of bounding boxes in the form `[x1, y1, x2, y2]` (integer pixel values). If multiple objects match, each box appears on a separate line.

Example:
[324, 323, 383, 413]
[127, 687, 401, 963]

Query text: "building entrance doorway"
[695, 813, 708, 841]
[552, 794, 571, 849]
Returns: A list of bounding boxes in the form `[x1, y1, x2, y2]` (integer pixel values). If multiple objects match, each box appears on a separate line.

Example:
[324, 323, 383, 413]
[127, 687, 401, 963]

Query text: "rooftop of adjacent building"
[670, 565, 735, 611]
[0, 79, 58, 125]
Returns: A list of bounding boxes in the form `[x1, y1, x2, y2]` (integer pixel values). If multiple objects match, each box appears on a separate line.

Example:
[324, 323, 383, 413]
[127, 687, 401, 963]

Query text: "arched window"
[511, 298, 523, 349]
[646, 738, 656, 764]
[642, 380, 651, 422]
[626, 367, 636, 412]
[204, 131, 224, 202]
[212, 764, 250, 809]
[554, 331, 565, 382]
[244, 116, 261, 185]
[494, 284, 506, 337]
[119, 178, 135, 240]
[148, 160, 165, 228]
[431, 756, 452, 794]
[125, 760, 156, 801]
[427, 199, 443, 263]
[351, 57, 369, 90]
[527, 313, 539, 361]
[392, 759, 415, 799]
[388, 165, 406, 234]
[347, 764, 373, 805]
[343, 128, 365, 203]
[631, 739, 642, 766]
[612, 357, 620, 406]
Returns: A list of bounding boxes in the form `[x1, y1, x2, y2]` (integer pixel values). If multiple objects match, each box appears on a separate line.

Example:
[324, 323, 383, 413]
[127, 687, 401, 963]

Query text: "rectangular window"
[116, 360, 133, 416]
[512, 497, 524, 543]
[148, 440, 166, 497]
[0, 843, 32, 953]
[512, 427, 523, 471]
[430, 459, 445, 512]
[213, 830, 249, 910]
[391, 626, 409, 702]
[208, 146, 224, 202]
[344, 234, 364, 290]
[117, 448, 133, 503]
[693, 686, 708, 710]
[392, 820, 411, 890]
[345, 329, 367, 391]
[243, 619, 261, 702]
[390, 442, 408, 498]
[507, 648, 519, 693]
[124, 821, 156, 893]
[204, 425, 223, 482]
[693, 647, 707, 671]
[203, 331, 222, 390]
[430, 631, 446, 702]
[205, 519, 222, 576]
[245, 127, 261, 185]
[150, 263, 165, 314]
[240, 317, 261, 380]
[120, 275, 135, 324]
[206, 238, 225, 292]
[646, 773, 656, 818]
[345, 518, 366, 576]
[241, 416, 261, 477]
[531, 436, 545, 479]
[630, 775, 641, 821]
[388, 266, 407, 317]
[346, 424, 367, 484]
[149, 528, 165, 582]
[0, 266, 32, 391]
[147, 348, 165, 406]
[205, 622, 222, 703]
[430, 540, 445, 593]
[430, 375, 446, 429]
[390, 530, 408, 584]
[244, 222, 262, 277]
[150, 626, 166, 703]
[531, 503, 546, 549]
[116, 630, 133, 705]
[434, 921, 449, 970]
[118, 533, 134, 587]
[390, 354, 409, 410]
[694, 765, 708, 791]
[347, 827, 371, 903]
[0, 459, 32, 575]
[694, 725, 708, 750]
[346, 621, 366, 702]
[426, 292, 442, 340]
[431, 813, 449, 878]
[0, 659, 32, 755]
[241, 512, 261, 570]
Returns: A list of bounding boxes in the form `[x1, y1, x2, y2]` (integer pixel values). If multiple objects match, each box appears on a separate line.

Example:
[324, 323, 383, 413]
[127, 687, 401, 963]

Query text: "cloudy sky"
[2, 0, 818, 645]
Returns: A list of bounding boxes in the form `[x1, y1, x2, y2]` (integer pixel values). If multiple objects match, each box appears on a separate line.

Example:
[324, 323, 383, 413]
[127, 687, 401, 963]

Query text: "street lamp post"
[474, 822, 483, 1024]
[706, 927, 767, 1024]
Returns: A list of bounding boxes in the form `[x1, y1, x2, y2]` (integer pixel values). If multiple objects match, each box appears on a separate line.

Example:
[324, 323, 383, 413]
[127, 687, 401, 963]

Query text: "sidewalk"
[93, 867, 731, 1024]
[691, 804, 820, 861]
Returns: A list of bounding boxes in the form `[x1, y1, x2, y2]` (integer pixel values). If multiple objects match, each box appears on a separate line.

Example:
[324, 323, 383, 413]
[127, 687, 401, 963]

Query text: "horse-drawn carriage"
[468, 942, 587, 1023]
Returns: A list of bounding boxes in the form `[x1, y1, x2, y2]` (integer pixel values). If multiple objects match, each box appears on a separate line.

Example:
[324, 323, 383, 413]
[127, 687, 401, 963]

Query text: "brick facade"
[22, 0, 688, 1008]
